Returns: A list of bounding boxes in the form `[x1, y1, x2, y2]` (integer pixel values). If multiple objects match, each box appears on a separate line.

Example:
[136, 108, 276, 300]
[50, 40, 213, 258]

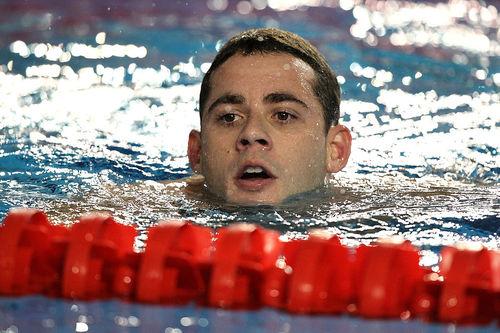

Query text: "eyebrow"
[205, 91, 309, 115]
[263, 92, 308, 109]
[207, 94, 245, 114]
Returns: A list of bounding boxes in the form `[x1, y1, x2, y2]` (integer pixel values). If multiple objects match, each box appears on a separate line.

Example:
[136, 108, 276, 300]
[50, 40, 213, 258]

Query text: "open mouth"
[239, 166, 272, 180]
[235, 165, 276, 191]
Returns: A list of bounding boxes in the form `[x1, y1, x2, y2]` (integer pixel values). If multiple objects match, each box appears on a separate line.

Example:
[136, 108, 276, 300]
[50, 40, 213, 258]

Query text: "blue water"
[0, 0, 499, 331]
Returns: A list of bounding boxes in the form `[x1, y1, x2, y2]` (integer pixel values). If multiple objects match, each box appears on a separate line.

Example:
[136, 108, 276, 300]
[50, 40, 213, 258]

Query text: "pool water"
[0, 0, 499, 332]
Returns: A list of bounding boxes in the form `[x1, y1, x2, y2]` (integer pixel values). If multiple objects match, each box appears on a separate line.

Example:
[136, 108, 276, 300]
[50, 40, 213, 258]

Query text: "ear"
[188, 129, 202, 173]
[325, 124, 352, 173]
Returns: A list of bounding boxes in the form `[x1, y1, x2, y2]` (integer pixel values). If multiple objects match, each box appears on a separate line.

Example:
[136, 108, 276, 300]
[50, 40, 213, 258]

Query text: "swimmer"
[184, 28, 352, 205]
[49, 28, 352, 220]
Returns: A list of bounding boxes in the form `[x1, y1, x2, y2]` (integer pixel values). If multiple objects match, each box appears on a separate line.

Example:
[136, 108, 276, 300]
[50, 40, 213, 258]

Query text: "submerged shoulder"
[160, 174, 205, 188]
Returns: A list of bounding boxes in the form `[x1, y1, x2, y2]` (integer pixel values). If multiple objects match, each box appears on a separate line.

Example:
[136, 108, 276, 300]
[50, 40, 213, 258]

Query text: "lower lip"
[235, 177, 276, 191]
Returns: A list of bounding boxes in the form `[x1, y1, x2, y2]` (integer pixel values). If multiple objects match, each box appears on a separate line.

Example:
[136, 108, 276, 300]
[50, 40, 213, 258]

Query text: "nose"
[236, 115, 272, 151]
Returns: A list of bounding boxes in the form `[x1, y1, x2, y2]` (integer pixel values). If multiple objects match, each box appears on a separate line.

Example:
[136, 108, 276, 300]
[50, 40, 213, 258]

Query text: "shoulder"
[160, 174, 205, 188]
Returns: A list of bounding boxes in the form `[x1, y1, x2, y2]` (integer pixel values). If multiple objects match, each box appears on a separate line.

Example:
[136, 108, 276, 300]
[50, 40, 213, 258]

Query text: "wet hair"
[199, 28, 341, 130]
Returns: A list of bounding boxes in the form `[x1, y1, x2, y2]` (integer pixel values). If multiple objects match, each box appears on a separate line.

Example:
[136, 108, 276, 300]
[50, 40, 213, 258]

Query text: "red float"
[135, 220, 212, 304]
[209, 223, 282, 308]
[61, 214, 136, 299]
[0, 208, 498, 326]
[0, 208, 68, 295]
[437, 245, 500, 324]
[261, 232, 353, 314]
[353, 239, 423, 318]
[261, 239, 300, 309]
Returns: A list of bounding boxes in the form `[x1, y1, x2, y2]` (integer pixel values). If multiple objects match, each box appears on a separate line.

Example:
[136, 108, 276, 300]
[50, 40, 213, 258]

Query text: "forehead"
[208, 52, 316, 96]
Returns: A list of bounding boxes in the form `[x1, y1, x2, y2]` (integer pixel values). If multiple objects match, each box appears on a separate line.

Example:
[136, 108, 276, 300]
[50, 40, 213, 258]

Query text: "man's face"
[191, 53, 335, 204]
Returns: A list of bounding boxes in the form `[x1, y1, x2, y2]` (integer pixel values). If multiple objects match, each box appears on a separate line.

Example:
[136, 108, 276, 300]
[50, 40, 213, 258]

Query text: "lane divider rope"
[0, 208, 498, 325]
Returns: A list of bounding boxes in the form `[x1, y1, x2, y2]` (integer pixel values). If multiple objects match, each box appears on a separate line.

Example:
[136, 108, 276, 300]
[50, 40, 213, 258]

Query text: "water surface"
[0, 0, 498, 331]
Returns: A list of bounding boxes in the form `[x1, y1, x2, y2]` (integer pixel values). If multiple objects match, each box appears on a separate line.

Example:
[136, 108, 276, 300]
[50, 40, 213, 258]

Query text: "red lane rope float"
[0, 208, 67, 296]
[262, 232, 353, 314]
[354, 239, 423, 318]
[411, 245, 500, 324]
[136, 220, 212, 304]
[0, 208, 499, 326]
[209, 224, 281, 309]
[61, 214, 136, 299]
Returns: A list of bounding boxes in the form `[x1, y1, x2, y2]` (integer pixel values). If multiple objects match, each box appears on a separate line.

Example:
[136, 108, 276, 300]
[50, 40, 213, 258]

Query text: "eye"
[274, 111, 296, 123]
[218, 113, 241, 124]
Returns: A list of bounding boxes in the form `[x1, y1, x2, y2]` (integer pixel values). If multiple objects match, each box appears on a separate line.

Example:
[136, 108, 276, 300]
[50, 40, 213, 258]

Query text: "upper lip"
[235, 161, 276, 180]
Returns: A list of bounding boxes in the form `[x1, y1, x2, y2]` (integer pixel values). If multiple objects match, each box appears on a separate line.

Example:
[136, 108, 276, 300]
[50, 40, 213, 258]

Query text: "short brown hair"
[199, 28, 341, 129]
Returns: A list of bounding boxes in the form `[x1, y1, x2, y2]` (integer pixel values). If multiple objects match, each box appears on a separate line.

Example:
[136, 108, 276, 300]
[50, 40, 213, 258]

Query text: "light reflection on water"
[1, 77, 497, 250]
[7, 295, 496, 333]
[1, 0, 499, 253]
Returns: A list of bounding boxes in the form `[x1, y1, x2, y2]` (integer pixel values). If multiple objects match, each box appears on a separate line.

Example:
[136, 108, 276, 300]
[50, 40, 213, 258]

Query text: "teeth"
[244, 166, 264, 174]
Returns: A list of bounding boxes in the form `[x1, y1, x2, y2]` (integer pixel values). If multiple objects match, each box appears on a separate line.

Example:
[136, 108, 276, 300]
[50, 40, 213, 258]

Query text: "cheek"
[301, 131, 325, 153]
[201, 134, 233, 168]
[292, 134, 327, 173]
[203, 133, 224, 153]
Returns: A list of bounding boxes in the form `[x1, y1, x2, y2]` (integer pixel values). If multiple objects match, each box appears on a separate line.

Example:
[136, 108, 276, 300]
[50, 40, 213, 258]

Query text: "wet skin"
[188, 53, 351, 205]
